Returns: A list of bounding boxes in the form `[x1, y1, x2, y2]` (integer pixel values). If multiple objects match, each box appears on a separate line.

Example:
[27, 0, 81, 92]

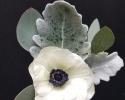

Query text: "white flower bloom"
[29, 46, 95, 100]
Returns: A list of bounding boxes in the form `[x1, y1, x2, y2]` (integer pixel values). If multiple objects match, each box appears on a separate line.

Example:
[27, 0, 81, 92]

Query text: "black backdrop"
[0, 0, 125, 100]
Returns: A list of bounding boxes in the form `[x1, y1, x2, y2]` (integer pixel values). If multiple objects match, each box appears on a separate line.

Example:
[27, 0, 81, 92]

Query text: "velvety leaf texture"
[85, 52, 124, 84]
[16, 8, 42, 51]
[36, 1, 87, 53]
[14, 85, 35, 100]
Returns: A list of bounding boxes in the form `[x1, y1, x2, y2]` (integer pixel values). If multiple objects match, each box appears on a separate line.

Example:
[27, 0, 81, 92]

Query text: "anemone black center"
[49, 69, 68, 87]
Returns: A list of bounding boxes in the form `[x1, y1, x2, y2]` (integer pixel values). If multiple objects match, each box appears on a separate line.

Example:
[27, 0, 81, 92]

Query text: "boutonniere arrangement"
[14, 0, 124, 100]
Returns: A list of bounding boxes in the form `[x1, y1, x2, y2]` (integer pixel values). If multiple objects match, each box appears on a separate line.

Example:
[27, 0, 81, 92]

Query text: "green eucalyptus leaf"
[17, 8, 42, 51]
[14, 85, 35, 100]
[91, 26, 115, 54]
[36, 1, 87, 53]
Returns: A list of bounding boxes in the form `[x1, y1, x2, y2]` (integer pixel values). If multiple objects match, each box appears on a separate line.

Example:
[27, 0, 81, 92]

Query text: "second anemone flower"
[29, 47, 95, 100]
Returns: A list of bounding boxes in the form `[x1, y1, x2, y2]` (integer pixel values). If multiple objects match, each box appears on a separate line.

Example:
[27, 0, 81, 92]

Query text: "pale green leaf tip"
[16, 7, 42, 51]
[88, 18, 100, 42]
[95, 18, 99, 21]
[14, 85, 35, 100]
[102, 26, 115, 39]
[104, 25, 115, 42]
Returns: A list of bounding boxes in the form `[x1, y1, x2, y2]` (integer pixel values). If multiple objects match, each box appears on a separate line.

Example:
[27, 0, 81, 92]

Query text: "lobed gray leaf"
[36, 1, 87, 54]
[77, 42, 91, 58]
[32, 35, 42, 47]
[85, 52, 124, 85]
[29, 46, 41, 58]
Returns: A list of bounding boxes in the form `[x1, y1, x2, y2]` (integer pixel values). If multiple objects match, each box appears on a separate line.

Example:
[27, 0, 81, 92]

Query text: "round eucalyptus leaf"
[16, 8, 42, 51]
[91, 26, 115, 54]
[14, 85, 35, 100]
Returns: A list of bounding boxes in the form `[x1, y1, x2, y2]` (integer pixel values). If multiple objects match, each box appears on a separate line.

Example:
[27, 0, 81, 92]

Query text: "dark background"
[0, 0, 125, 100]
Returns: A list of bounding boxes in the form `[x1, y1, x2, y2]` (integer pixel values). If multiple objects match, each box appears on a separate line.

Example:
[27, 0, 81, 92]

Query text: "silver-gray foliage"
[85, 52, 124, 84]
[38, 1, 87, 53]
[16, 8, 42, 51]
[17, 1, 88, 57]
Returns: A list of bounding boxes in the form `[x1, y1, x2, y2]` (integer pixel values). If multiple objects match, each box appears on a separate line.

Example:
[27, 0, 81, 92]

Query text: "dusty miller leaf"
[29, 46, 41, 58]
[85, 52, 124, 85]
[36, 1, 87, 53]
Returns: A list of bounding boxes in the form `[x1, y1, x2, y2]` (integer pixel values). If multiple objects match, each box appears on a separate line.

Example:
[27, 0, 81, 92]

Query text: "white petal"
[34, 47, 83, 71]
[35, 96, 41, 100]
[63, 78, 94, 100]
[34, 81, 53, 96]
[29, 62, 53, 98]
[66, 56, 93, 79]
[36, 78, 94, 100]
[86, 84, 95, 100]
[29, 62, 50, 82]
[38, 88, 64, 100]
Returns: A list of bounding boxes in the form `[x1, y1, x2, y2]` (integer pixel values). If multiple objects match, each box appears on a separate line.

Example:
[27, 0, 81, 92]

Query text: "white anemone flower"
[29, 46, 95, 100]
